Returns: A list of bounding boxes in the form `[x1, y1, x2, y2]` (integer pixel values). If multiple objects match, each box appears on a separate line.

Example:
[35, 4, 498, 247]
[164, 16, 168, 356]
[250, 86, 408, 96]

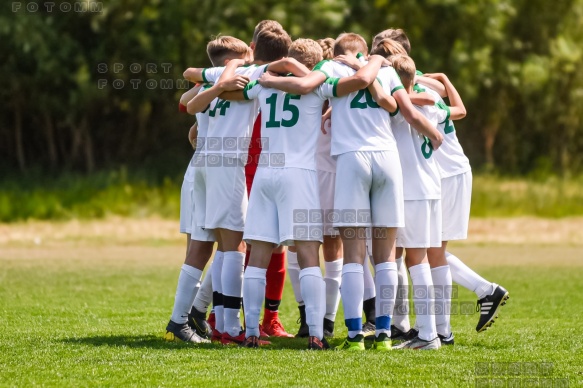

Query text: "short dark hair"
[253, 28, 292, 62]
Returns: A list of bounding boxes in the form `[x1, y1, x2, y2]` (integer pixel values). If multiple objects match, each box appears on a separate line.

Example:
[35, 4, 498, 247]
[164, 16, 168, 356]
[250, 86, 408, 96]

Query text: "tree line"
[1, 0, 582, 177]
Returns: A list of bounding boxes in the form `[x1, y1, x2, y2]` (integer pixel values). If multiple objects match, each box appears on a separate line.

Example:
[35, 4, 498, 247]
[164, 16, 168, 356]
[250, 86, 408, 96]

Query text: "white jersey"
[314, 60, 403, 156]
[201, 65, 268, 159]
[392, 105, 443, 200]
[316, 118, 336, 173]
[194, 85, 212, 157]
[414, 85, 471, 178]
[242, 79, 326, 171]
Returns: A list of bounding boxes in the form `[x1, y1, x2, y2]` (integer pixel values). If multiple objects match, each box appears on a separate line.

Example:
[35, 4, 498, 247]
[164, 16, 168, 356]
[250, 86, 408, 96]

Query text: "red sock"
[244, 249, 250, 269]
[263, 251, 286, 322]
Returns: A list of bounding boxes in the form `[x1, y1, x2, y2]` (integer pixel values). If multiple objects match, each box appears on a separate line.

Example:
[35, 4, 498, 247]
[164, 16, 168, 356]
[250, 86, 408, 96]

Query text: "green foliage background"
[1, 0, 583, 176]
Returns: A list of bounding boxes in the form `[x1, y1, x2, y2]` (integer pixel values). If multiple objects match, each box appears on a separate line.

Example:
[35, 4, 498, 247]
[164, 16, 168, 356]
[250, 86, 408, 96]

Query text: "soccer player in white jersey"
[185, 29, 314, 345]
[374, 28, 509, 335]
[259, 32, 443, 351]
[221, 38, 388, 349]
[163, 36, 252, 344]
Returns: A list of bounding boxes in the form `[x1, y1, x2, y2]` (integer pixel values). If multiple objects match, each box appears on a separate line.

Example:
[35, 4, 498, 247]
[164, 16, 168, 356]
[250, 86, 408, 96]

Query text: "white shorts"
[318, 170, 338, 236]
[333, 151, 404, 228]
[441, 170, 472, 241]
[396, 200, 442, 248]
[204, 155, 248, 232]
[244, 168, 323, 246]
[179, 178, 194, 234]
[193, 154, 208, 230]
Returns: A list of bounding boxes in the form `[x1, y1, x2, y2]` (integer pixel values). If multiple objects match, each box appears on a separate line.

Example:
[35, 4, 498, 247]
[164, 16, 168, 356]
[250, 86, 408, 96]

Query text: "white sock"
[243, 266, 266, 338]
[192, 262, 213, 314]
[324, 259, 342, 321]
[300, 267, 326, 339]
[341, 263, 364, 338]
[375, 262, 397, 336]
[363, 255, 376, 301]
[211, 251, 224, 333]
[409, 263, 437, 341]
[392, 257, 411, 332]
[431, 265, 452, 337]
[222, 251, 245, 337]
[446, 252, 494, 299]
[287, 250, 303, 305]
[170, 264, 203, 324]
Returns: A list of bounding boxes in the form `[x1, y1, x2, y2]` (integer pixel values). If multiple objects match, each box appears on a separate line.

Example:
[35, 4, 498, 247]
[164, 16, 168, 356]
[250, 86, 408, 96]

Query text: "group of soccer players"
[164, 20, 510, 351]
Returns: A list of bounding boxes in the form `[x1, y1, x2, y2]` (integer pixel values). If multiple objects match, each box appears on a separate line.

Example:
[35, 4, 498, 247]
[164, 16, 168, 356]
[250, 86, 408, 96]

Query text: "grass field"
[1, 219, 582, 387]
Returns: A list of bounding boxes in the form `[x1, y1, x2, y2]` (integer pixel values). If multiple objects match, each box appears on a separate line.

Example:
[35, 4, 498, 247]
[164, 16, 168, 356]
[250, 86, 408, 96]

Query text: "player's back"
[317, 60, 399, 156]
[420, 87, 471, 178]
[244, 80, 325, 171]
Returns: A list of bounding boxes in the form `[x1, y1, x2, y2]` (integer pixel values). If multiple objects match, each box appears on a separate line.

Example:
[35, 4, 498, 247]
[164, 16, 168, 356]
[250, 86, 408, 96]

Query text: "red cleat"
[262, 316, 294, 338]
[207, 312, 216, 331]
[221, 331, 271, 346]
[259, 324, 270, 339]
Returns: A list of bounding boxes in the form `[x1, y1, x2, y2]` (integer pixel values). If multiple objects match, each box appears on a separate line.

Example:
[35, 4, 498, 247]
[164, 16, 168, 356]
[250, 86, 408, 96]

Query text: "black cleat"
[188, 307, 212, 339]
[240, 335, 260, 348]
[164, 320, 210, 343]
[438, 332, 454, 346]
[296, 305, 309, 338]
[476, 284, 509, 332]
[391, 326, 418, 345]
[362, 321, 376, 341]
[323, 318, 335, 338]
[308, 336, 330, 350]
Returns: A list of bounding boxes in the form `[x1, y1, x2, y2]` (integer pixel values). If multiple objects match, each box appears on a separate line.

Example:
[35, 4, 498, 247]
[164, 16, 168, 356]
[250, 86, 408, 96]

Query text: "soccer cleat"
[323, 318, 335, 338]
[476, 284, 509, 333]
[371, 333, 392, 351]
[222, 330, 271, 346]
[210, 329, 222, 343]
[335, 334, 365, 351]
[262, 316, 294, 338]
[240, 335, 260, 348]
[188, 308, 212, 339]
[164, 320, 210, 343]
[438, 332, 455, 346]
[362, 321, 376, 341]
[207, 311, 216, 331]
[308, 336, 330, 350]
[393, 335, 441, 350]
[259, 325, 270, 339]
[390, 326, 418, 345]
[296, 305, 309, 338]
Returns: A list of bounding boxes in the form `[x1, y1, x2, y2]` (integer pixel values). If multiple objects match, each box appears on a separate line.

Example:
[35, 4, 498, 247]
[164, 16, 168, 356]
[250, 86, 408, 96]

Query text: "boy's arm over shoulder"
[267, 58, 310, 77]
[424, 73, 466, 120]
[221, 79, 262, 101]
[258, 70, 327, 95]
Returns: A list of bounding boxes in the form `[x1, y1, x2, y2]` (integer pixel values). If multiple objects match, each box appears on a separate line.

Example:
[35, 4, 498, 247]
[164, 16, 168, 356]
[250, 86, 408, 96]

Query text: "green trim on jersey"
[356, 52, 364, 60]
[201, 68, 208, 84]
[376, 76, 383, 86]
[413, 84, 426, 93]
[313, 60, 330, 78]
[389, 105, 399, 117]
[436, 100, 451, 124]
[325, 77, 340, 97]
[416, 70, 424, 76]
[243, 80, 259, 100]
[391, 85, 404, 95]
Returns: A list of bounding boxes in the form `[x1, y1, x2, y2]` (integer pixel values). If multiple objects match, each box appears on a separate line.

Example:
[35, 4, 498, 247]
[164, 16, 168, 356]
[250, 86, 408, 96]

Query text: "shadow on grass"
[60, 335, 336, 350]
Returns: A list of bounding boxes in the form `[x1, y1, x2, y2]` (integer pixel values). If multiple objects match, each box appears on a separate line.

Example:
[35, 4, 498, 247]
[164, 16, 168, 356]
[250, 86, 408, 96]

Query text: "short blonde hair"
[207, 36, 248, 66]
[390, 54, 416, 89]
[252, 20, 284, 43]
[317, 38, 335, 60]
[288, 39, 324, 70]
[333, 33, 368, 57]
[372, 28, 411, 54]
[370, 38, 407, 59]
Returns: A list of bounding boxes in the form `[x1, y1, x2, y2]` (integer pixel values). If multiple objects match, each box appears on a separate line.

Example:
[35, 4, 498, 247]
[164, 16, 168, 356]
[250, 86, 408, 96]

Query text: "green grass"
[2, 171, 583, 222]
[1, 244, 581, 386]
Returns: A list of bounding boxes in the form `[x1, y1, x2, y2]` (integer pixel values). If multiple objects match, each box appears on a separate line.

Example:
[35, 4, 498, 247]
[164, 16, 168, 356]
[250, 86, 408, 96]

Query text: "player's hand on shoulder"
[424, 73, 448, 81]
[218, 75, 250, 91]
[334, 55, 363, 70]
[258, 71, 279, 88]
